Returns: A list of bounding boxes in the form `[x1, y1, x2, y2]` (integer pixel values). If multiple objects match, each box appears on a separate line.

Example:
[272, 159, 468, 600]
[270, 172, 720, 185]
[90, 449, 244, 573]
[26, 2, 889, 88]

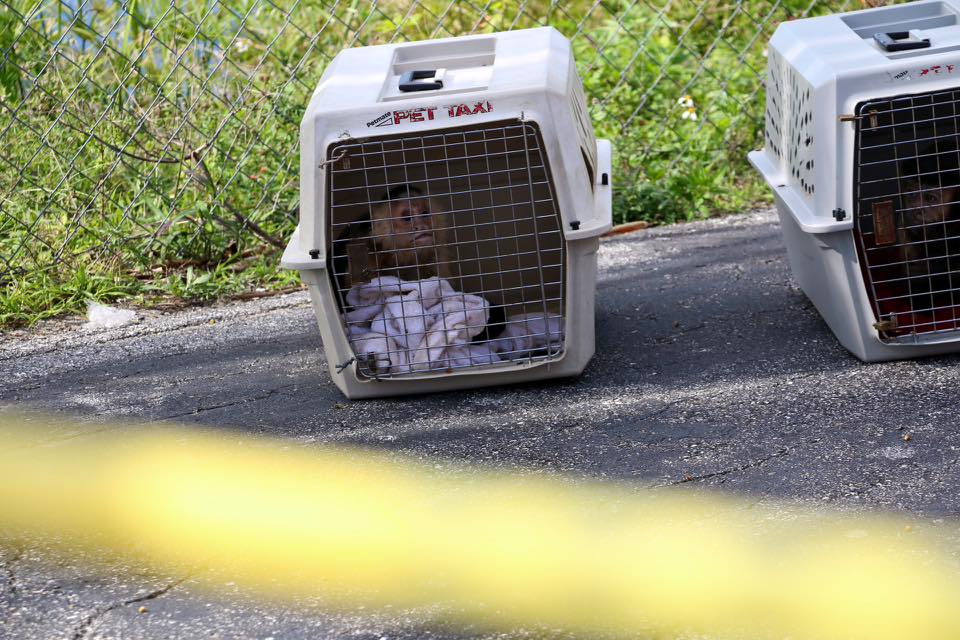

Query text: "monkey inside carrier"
[282, 28, 612, 398]
[750, 0, 960, 362]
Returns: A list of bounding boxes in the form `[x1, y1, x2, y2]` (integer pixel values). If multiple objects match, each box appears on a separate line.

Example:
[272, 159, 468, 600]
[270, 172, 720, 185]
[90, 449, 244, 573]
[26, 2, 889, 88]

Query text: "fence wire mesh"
[1, 0, 879, 326]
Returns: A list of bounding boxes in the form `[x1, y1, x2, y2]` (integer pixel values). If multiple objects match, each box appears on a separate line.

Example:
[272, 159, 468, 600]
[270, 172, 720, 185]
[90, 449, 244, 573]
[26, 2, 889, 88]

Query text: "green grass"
[0, 254, 303, 328]
[0, 0, 864, 328]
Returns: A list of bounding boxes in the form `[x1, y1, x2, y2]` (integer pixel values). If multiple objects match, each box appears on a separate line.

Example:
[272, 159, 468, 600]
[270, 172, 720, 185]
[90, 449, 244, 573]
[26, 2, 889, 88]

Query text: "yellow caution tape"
[1, 413, 958, 639]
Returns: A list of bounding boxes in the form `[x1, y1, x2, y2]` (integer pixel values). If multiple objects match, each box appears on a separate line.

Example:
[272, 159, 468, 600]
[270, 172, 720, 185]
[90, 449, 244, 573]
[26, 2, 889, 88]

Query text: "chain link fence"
[0, 0, 878, 326]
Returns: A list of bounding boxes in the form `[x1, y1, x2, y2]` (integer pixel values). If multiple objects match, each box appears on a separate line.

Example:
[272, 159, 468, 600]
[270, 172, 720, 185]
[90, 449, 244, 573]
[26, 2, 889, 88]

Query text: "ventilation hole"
[580, 146, 595, 193]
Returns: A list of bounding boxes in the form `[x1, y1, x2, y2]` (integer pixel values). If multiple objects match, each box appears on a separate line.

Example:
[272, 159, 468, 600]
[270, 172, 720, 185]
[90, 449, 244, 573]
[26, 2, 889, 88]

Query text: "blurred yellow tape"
[1, 413, 959, 639]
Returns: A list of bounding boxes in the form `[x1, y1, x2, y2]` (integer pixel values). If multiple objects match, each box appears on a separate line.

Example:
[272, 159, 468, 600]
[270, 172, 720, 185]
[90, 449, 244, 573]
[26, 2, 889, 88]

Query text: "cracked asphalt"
[4, 207, 960, 639]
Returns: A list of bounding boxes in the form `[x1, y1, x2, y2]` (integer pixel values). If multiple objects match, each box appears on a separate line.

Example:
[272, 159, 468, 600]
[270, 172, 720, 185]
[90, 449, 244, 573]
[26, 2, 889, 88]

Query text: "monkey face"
[902, 183, 957, 228]
[371, 197, 443, 255]
[899, 182, 960, 276]
[359, 188, 456, 281]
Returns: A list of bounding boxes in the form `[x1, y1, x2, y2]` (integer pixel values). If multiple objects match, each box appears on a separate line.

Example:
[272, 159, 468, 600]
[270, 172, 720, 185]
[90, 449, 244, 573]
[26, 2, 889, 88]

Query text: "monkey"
[899, 176, 958, 274]
[333, 183, 505, 340]
[332, 184, 454, 290]
[896, 153, 960, 282]
[370, 184, 457, 284]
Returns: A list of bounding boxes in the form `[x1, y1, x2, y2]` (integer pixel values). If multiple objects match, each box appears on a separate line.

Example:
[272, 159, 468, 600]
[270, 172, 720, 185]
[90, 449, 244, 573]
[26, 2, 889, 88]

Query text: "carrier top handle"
[874, 30, 931, 52]
[399, 69, 445, 92]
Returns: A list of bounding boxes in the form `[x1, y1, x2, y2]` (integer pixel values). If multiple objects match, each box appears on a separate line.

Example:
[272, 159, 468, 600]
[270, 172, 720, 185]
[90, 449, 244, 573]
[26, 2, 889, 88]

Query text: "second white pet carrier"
[751, 0, 960, 362]
[282, 27, 612, 398]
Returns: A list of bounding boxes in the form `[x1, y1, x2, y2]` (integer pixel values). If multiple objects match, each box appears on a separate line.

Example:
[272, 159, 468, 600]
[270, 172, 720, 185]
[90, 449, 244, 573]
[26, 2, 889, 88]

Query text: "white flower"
[233, 38, 251, 53]
[677, 94, 695, 108]
[681, 107, 698, 121]
[762, 48, 768, 58]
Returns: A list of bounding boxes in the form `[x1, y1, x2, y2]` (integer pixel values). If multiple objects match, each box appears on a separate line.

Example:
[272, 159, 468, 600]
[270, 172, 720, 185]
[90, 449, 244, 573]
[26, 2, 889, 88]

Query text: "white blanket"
[343, 276, 563, 375]
[488, 312, 565, 357]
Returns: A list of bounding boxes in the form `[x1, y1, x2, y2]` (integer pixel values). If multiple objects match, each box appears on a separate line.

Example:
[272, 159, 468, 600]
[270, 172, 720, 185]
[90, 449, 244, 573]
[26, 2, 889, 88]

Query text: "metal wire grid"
[854, 89, 960, 342]
[0, 0, 874, 302]
[327, 120, 565, 378]
[1, 1, 314, 263]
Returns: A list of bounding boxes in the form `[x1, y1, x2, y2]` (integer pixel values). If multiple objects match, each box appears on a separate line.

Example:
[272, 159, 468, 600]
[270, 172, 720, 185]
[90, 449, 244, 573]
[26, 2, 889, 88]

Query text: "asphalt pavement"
[3, 207, 960, 639]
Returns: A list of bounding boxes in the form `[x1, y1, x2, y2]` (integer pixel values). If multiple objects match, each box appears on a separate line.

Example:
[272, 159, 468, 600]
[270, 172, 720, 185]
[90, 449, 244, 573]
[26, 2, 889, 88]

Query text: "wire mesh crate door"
[854, 88, 960, 342]
[326, 120, 567, 379]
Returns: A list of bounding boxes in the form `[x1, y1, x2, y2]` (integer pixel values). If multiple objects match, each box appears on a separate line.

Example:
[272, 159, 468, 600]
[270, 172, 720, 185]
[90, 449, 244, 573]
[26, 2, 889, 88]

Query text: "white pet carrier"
[750, 0, 960, 362]
[282, 27, 612, 398]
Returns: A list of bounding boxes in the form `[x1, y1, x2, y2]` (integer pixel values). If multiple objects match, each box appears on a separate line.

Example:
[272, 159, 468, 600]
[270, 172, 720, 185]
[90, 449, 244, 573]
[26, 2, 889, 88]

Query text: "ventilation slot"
[765, 49, 785, 161]
[786, 66, 815, 197]
[569, 58, 597, 187]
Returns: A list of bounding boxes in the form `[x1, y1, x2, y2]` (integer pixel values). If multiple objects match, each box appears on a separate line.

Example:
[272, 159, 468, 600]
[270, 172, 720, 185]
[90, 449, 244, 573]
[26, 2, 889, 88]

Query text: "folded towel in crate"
[488, 312, 564, 357]
[343, 276, 563, 374]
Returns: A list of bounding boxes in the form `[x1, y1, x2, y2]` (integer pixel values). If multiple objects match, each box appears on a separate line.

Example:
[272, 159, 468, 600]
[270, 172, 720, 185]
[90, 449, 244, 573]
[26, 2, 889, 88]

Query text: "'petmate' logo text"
[366, 101, 493, 128]
[366, 112, 393, 127]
